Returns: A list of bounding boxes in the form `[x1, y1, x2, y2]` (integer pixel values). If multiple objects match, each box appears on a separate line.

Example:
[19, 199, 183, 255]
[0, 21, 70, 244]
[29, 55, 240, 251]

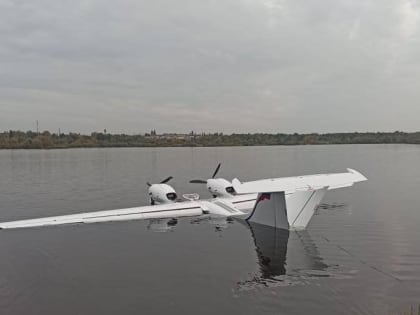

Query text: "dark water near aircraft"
[0, 145, 419, 315]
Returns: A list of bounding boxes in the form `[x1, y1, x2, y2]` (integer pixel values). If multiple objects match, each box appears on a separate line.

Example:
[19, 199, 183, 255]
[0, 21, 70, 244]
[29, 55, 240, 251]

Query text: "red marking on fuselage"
[258, 193, 271, 202]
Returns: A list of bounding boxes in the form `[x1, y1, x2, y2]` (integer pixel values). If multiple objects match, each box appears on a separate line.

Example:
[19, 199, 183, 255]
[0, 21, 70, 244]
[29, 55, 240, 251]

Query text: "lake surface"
[0, 145, 419, 315]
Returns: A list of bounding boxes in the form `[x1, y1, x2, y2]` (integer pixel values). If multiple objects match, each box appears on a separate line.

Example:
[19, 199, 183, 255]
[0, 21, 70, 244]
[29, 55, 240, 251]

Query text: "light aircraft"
[0, 165, 367, 230]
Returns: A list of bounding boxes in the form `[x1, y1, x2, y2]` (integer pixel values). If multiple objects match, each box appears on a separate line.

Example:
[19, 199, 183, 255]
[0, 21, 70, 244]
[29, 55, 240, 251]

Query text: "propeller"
[189, 179, 207, 184]
[147, 176, 173, 187]
[160, 176, 173, 184]
[212, 163, 221, 178]
[190, 163, 221, 184]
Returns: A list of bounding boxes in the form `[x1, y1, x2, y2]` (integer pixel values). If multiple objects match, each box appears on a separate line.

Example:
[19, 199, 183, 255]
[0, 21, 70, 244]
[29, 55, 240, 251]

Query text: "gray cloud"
[1, 0, 419, 133]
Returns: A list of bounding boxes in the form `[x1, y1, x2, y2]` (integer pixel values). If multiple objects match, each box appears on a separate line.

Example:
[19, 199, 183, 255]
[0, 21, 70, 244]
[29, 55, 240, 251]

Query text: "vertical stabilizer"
[246, 192, 289, 230]
[286, 188, 327, 229]
[245, 189, 327, 230]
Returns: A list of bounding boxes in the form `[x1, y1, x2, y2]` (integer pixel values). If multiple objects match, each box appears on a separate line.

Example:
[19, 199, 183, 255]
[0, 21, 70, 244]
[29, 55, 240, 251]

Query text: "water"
[0, 145, 419, 315]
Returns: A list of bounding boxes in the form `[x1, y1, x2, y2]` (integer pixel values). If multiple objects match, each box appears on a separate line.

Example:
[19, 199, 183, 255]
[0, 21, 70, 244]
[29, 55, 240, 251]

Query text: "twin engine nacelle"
[148, 178, 236, 205]
[148, 184, 178, 205]
[206, 178, 236, 198]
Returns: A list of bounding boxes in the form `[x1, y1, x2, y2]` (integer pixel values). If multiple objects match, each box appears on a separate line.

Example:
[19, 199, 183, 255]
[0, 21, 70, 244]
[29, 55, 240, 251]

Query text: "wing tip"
[347, 168, 368, 182]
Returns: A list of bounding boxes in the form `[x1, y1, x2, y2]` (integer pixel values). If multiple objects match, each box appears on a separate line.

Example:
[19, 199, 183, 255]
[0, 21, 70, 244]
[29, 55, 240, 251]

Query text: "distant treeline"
[1, 130, 420, 149]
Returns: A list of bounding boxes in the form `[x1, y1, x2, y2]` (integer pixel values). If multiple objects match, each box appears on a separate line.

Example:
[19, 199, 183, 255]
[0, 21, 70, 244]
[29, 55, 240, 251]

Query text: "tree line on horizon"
[0, 130, 420, 149]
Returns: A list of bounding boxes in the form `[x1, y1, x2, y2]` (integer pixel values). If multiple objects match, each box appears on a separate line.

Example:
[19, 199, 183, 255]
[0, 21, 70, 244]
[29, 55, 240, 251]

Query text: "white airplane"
[0, 165, 367, 230]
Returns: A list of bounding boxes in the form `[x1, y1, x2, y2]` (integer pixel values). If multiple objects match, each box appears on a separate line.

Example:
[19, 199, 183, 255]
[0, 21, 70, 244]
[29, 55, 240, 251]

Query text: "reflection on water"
[147, 218, 178, 232]
[190, 215, 235, 231]
[249, 223, 290, 278]
[150, 216, 332, 289]
[237, 222, 332, 290]
[317, 203, 348, 211]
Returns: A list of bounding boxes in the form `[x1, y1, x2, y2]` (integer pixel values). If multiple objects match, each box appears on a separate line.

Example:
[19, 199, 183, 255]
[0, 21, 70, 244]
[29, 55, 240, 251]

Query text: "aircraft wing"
[232, 168, 367, 194]
[0, 202, 205, 230]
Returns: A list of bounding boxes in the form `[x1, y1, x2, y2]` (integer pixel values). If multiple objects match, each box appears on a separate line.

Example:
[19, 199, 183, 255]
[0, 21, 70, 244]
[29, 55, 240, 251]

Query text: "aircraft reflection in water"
[147, 218, 179, 232]
[237, 221, 330, 290]
[145, 216, 330, 288]
[147, 216, 234, 232]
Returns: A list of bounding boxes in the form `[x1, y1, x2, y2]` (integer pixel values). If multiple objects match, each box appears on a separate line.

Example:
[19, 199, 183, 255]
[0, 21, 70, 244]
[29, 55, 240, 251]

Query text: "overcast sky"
[1, 0, 419, 134]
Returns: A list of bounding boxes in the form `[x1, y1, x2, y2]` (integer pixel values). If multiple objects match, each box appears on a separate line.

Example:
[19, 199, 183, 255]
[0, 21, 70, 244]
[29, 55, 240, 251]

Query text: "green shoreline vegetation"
[1, 130, 420, 149]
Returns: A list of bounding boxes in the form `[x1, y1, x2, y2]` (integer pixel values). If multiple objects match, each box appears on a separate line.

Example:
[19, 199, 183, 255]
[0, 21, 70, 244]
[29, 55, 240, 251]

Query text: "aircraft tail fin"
[246, 192, 289, 230]
[245, 189, 328, 230]
[234, 168, 367, 230]
[286, 188, 327, 229]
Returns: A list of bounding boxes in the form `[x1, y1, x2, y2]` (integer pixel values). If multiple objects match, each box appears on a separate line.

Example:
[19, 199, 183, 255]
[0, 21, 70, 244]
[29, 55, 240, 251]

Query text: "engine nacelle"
[148, 184, 178, 205]
[206, 178, 236, 198]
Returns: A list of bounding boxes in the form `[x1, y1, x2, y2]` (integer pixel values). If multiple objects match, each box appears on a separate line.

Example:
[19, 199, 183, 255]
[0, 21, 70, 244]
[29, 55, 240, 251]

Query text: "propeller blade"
[147, 182, 152, 187]
[212, 163, 221, 178]
[189, 179, 207, 184]
[160, 176, 173, 184]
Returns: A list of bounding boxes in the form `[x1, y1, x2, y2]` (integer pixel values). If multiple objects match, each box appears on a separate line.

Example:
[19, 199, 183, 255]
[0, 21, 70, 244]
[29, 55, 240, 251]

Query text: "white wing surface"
[232, 169, 367, 194]
[0, 202, 204, 229]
